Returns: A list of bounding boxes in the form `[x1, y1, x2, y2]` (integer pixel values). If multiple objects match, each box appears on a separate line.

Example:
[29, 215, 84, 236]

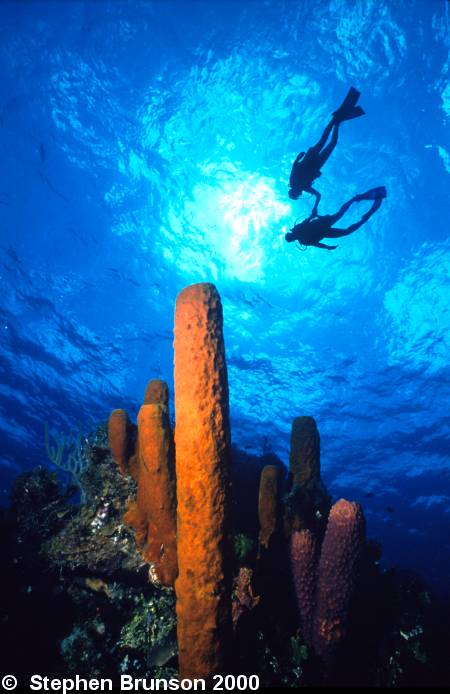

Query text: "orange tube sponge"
[313, 499, 365, 661]
[135, 402, 177, 587]
[174, 283, 233, 680]
[289, 416, 320, 487]
[258, 465, 279, 550]
[290, 530, 317, 647]
[144, 379, 169, 406]
[108, 408, 131, 475]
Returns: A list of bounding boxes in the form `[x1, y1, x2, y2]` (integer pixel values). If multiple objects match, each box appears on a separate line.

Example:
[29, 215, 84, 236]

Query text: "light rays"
[163, 170, 290, 282]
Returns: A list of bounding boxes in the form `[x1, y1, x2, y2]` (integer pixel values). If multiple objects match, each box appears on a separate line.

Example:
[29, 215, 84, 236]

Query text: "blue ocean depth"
[0, 0, 449, 596]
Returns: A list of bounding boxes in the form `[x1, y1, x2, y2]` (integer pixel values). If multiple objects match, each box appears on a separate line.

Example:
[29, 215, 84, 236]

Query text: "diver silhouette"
[284, 187, 387, 250]
[288, 87, 365, 214]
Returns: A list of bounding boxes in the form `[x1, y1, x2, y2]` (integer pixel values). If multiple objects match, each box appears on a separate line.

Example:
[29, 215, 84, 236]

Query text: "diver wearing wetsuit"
[288, 87, 365, 215]
[285, 187, 387, 250]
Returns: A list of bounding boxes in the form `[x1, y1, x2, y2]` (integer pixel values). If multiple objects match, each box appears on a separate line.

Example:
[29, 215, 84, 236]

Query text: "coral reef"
[3, 423, 450, 688]
[7, 466, 74, 560]
[3, 281, 449, 687]
[119, 592, 177, 670]
[44, 423, 90, 501]
[173, 283, 233, 680]
[45, 423, 142, 577]
[0, 428, 178, 681]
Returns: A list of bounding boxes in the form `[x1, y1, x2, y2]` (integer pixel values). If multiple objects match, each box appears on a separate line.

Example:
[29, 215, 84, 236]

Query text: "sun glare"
[166, 171, 290, 282]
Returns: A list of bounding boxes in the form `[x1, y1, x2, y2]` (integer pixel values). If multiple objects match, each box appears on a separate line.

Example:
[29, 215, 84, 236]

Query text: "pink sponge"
[313, 499, 365, 662]
[290, 529, 317, 647]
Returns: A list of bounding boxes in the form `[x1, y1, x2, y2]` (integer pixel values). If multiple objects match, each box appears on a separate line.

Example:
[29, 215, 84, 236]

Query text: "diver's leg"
[325, 200, 381, 238]
[311, 118, 335, 152]
[326, 195, 358, 225]
[358, 198, 382, 223]
[317, 122, 339, 165]
[322, 226, 356, 239]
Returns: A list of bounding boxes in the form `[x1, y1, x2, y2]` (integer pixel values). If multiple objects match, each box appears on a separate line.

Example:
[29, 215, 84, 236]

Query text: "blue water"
[0, 0, 449, 594]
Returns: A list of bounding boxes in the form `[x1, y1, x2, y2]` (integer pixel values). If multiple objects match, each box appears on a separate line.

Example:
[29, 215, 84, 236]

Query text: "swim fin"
[332, 86, 365, 122]
[355, 186, 387, 201]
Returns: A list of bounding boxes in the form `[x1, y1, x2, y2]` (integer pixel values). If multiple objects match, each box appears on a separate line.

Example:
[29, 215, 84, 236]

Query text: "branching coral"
[44, 422, 89, 502]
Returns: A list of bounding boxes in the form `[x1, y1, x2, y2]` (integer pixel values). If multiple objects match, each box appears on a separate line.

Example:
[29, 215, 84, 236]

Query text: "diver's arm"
[311, 242, 338, 250]
[304, 185, 321, 215]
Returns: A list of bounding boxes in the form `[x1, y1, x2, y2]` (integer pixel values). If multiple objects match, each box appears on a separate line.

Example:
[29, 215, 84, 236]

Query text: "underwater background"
[0, 0, 449, 598]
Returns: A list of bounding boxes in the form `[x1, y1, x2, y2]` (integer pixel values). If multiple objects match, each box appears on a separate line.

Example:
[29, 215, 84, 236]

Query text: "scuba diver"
[284, 186, 387, 250]
[288, 87, 365, 214]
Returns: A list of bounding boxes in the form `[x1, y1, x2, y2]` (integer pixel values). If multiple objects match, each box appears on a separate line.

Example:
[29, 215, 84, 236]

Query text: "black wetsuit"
[288, 196, 383, 250]
[288, 87, 365, 211]
[289, 150, 322, 192]
[288, 118, 339, 212]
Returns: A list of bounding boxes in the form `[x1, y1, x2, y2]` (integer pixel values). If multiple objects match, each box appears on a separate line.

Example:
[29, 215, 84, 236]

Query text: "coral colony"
[3, 282, 448, 688]
[107, 283, 365, 681]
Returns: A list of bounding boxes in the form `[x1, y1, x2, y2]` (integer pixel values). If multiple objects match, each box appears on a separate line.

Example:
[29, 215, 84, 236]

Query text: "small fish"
[386, 506, 395, 513]
[365, 492, 374, 498]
